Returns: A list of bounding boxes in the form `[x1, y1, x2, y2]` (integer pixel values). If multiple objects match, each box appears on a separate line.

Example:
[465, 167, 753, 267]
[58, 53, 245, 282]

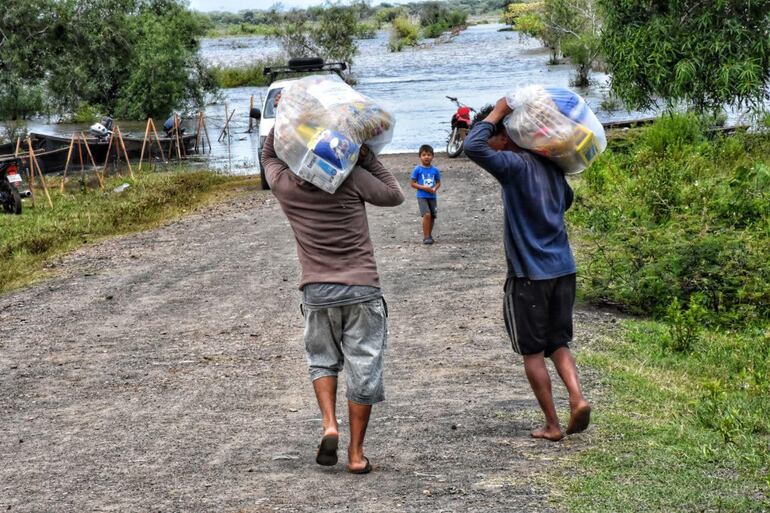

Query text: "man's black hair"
[419, 144, 434, 155]
[472, 104, 506, 135]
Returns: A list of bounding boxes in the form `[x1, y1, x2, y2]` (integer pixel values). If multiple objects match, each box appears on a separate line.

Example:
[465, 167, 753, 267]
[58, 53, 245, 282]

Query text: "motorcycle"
[0, 158, 24, 215]
[446, 96, 475, 158]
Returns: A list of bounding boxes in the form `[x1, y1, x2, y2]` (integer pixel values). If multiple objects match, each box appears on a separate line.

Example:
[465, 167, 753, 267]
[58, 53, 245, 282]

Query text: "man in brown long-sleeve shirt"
[262, 129, 404, 474]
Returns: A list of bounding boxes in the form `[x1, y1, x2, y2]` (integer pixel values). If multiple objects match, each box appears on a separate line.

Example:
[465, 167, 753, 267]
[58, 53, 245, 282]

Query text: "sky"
[188, 0, 400, 11]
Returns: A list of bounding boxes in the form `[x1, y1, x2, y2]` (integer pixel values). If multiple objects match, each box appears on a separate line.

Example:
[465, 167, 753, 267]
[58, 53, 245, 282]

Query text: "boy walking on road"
[262, 130, 405, 472]
[463, 99, 591, 441]
[410, 144, 442, 244]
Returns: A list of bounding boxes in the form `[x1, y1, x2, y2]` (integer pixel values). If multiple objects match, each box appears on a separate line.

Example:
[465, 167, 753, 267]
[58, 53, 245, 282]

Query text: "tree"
[270, 5, 359, 76]
[540, 0, 601, 85]
[0, 0, 216, 120]
[599, 0, 770, 111]
[501, 1, 542, 27]
[114, 1, 217, 119]
[507, 0, 601, 85]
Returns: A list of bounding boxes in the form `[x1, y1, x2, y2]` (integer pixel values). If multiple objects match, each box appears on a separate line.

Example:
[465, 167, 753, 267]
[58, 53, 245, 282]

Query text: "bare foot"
[566, 401, 591, 435]
[530, 425, 564, 441]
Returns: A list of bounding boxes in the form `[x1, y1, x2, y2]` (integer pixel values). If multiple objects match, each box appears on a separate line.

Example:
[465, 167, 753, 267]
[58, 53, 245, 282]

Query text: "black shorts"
[503, 274, 576, 357]
[417, 198, 437, 218]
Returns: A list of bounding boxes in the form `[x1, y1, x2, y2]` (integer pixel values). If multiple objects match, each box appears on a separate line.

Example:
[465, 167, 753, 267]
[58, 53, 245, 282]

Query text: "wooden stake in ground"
[80, 132, 103, 190]
[26, 138, 53, 208]
[102, 130, 115, 178]
[200, 112, 213, 154]
[138, 118, 152, 170]
[76, 133, 86, 189]
[114, 125, 134, 179]
[174, 114, 184, 160]
[218, 104, 236, 142]
[14, 137, 21, 156]
[248, 95, 254, 133]
[148, 118, 167, 163]
[60, 135, 77, 193]
[194, 112, 203, 154]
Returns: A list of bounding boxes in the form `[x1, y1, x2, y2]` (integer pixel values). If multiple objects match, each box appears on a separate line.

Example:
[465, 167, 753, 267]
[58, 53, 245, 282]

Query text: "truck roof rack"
[264, 58, 347, 83]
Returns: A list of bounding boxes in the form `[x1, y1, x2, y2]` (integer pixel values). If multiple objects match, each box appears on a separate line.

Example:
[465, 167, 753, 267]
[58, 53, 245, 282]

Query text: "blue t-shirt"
[463, 121, 576, 281]
[410, 165, 441, 199]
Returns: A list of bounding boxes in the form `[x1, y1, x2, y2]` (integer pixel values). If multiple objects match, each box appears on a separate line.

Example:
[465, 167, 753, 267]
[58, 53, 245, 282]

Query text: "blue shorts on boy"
[411, 165, 441, 199]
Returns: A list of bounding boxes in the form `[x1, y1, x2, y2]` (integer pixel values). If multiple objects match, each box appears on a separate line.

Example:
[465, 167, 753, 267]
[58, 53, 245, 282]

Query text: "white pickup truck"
[253, 58, 347, 190]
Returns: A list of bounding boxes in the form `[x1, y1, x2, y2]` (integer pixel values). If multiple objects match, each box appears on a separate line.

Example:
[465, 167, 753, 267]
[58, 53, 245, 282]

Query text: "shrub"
[71, 103, 102, 124]
[389, 16, 419, 52]
[208, 58, 281, 88]
[570, 114, 770, 327]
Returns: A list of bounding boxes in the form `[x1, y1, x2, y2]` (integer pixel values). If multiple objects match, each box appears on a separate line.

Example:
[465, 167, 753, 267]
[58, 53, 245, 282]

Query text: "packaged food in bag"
[273, 75, 395, 193]
[504, 86, 606, 174]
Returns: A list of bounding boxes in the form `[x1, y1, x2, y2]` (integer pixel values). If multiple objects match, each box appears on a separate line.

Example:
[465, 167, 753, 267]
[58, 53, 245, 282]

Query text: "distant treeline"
[202, 0, 505, 29]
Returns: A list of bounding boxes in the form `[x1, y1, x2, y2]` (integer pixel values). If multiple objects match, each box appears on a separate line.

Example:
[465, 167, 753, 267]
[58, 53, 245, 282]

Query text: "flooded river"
[26, 24, 650, 173]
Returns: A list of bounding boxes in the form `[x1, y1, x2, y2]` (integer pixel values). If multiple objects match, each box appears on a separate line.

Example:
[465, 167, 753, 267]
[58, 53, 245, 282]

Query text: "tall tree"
[270, 4, 359, 76]
[0, 0, 215, 120]
[599, 0, 770, 111]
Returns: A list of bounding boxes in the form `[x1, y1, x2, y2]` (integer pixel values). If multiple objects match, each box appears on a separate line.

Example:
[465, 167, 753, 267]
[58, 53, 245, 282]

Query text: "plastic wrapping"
[273, 75, 395, 193]
[504, 86, 606, 174]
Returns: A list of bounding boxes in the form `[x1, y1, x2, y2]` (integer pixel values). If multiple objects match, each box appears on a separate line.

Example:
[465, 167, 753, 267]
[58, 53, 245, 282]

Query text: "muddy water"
[25, 24, 648, 173]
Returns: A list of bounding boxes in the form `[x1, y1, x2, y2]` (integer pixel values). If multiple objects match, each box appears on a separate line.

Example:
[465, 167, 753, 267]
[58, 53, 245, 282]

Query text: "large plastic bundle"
[273, 75, 395, 193]
[504, 86, 606, 174]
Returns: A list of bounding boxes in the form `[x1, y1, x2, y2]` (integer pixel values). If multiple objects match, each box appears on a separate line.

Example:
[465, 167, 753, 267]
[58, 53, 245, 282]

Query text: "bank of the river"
[0, 169, 258, 294]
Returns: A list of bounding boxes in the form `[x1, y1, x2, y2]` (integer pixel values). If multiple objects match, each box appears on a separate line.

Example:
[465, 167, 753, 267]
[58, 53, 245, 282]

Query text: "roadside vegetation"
[0, 170, 256, 294]
[560, 116, 770, 511]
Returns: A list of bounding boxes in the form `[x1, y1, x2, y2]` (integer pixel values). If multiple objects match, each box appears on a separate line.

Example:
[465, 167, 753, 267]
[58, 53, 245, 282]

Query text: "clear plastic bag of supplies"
[273, 75, 395, 193]
[504, 86, 606, 175]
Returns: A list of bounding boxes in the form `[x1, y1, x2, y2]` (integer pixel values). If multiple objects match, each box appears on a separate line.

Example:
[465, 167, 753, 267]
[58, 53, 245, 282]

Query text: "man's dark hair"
[419, 144, 434, 155]
[472, 104, 506, 135]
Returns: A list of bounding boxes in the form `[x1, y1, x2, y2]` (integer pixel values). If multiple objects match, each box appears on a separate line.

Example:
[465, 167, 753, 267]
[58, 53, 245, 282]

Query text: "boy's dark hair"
[418, 144, 434, 155]
[472, 105, 506, 135]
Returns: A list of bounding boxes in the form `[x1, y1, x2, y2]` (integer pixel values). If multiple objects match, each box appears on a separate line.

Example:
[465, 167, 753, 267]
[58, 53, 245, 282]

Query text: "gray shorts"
[418, 198, 437, 218]
[302, 298, 388, 405]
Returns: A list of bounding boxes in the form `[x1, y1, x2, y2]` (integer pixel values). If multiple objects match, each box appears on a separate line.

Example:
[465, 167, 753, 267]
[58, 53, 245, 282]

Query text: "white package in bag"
[504, 85, 606, 174]
[273, 75, 395, 193]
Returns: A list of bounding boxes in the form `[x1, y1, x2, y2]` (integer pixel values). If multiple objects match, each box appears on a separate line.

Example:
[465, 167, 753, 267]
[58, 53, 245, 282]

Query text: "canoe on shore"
[0, 145, 72, 177]
[0, 130, 200, 175]
[29, 131, 200, 165]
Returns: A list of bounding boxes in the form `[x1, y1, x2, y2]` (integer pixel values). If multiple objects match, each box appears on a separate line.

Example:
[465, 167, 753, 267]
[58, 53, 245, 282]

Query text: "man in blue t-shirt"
[464, 98, 591, 442]
[410, 144, 442, 244]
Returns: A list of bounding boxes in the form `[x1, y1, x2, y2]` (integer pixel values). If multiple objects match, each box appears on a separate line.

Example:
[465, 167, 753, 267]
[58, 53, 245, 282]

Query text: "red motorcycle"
[446, 96, 475, 158]
[0, 158, 23, 215]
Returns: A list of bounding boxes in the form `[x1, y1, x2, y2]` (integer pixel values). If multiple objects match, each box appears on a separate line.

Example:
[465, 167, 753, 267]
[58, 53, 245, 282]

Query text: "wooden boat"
[29, 130, 200, 164]
[0, 145, 72, 175]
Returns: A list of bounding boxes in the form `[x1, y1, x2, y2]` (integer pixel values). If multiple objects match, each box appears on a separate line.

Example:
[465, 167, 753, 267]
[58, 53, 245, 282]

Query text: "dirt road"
[0, 153, 618, 512]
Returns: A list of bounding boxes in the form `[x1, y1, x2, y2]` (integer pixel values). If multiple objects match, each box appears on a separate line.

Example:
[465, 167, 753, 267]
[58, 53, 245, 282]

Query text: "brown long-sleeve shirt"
[262, 129, 405, 289]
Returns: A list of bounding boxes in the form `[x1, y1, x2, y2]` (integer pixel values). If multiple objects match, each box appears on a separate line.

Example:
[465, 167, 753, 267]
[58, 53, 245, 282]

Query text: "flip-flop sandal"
[348, 457, 372, 475]
[315, 434, 339, 466]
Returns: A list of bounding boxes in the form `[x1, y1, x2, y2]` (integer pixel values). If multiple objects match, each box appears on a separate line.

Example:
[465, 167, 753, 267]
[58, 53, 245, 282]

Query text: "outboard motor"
[89, 116, 114, 140]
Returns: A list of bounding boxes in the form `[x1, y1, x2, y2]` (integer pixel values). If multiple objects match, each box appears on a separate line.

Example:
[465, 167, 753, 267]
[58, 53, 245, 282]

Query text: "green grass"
[555, 321, 769, 512]
[208, 57, 282, 88]
[205, 23, 274, 38]
[0, 168, 258, 294]
[555, 115, 770, 512]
